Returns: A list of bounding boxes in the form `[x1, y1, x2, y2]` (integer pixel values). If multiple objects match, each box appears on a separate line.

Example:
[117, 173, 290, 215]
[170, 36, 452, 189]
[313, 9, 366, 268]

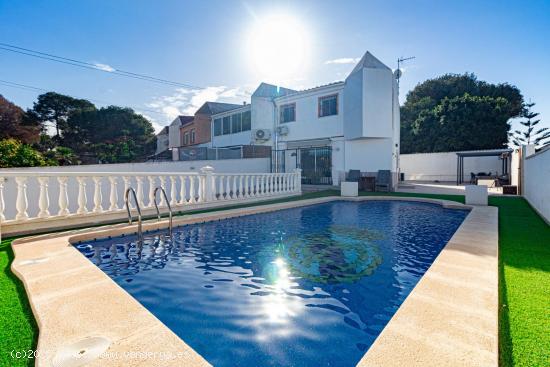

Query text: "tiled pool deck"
[11, 197, 498, 367]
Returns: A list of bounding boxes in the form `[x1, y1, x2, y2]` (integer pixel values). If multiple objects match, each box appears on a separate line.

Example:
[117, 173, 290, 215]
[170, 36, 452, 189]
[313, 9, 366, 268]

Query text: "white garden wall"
[523, 147, 550, 223]
[0, 158, 270, 220]
[401, 151, 504, 182]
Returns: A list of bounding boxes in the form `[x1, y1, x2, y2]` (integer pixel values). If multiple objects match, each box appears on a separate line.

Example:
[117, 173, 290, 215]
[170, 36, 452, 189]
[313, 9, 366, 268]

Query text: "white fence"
[523, 147, 550, 223]
[401, 151, 505, 182]
[0, 167, 301, 236]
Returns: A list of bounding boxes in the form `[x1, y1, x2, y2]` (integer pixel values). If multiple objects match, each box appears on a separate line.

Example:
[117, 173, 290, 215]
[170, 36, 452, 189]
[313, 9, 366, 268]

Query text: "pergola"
[456, 149, 513, 185]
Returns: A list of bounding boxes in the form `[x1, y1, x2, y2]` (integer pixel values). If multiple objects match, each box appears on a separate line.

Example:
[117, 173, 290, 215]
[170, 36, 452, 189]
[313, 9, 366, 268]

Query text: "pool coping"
[10, 196, 498, 367]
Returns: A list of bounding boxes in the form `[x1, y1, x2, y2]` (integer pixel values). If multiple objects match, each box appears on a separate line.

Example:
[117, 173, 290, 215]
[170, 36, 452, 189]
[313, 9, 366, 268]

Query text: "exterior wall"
[343, 71, 363, 139]
[251, 96, 275, 131]
[179, 114, 212, 149]
[344, 138, 393, 173]
[156, 133, 169, 155]
[275, 84, 344, 143]
[212, 130, 251, 147]
[168, 119, 181, 148]
[0, 158, 271, 220]
[363, 68, 394, 138]
[400, 151, 505, 182]
[523, 147, 550, 223]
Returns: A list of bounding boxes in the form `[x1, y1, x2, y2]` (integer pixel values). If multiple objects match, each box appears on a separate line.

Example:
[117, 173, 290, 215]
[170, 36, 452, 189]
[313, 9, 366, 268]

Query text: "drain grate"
[52, 336, 111, 367]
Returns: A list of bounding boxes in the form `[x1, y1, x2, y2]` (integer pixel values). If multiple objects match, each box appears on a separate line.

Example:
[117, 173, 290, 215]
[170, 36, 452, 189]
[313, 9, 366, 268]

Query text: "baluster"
[218, 175, 224, 200]
[76, 176, 88, 214]
[93, 177, 103, 213]
[189, 176, 196, 203]
[37, 176, 50, 218]
[231, 175, 236, 199]
[252, 175, 257, 197]
[136, 176, 144, 207]
[197, 176, 203, 202]
[159, 176, 167, 206]
[14, 177, 29, 221]
[180, 176, 187, 205]
[148, 176, 156, 207]
[238, 175, 244, 198]
[261, 175, 265, 195]
[0, 178, 5, 221]
[225, 175, 230, 200]
[170, 176, 178, 206]
[108, 176, 118, 211]
[285, 173, 290, 192]
[242, 175, 248, 198]
[122, 176, 131, 208]
[57, 176, 69, 216]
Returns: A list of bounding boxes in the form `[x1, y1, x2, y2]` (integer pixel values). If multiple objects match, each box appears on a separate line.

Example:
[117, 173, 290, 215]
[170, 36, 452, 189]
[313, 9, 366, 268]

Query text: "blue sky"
[1, 0, 549, 133]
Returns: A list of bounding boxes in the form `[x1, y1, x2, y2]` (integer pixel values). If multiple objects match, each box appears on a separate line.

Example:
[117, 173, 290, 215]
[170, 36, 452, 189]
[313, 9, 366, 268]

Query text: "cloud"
[93, 62, 115, 72]
[145, 86, 251, 127]
[324, 57, 360, 65]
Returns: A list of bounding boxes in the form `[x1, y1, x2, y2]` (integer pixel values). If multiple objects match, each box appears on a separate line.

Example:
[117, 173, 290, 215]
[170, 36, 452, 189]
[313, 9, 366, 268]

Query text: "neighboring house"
[168, 115, 194, 160]
[209, 51, 400, 187]
[155, 126, 169, 155]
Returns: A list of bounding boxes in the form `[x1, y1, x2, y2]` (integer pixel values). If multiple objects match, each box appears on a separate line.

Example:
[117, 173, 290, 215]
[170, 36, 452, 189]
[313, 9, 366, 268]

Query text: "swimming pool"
[75, 200, 468, 366]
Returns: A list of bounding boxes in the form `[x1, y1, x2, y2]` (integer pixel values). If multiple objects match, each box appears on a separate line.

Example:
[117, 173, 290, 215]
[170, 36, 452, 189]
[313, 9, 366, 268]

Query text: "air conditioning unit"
[276, 125, 289, 136]
[253, 129, 271, 141]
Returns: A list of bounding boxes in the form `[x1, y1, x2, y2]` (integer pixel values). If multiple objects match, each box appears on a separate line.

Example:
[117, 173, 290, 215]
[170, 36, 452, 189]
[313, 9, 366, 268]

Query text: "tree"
[43, 146, 80, 166]
[509, 102, 550, 149]
[401, 73, 524, 153]
[0, 94, 40, 143]
[64, 106, 155, 163]
[0, 138, 50, 168]
[30, 92, 95, 140]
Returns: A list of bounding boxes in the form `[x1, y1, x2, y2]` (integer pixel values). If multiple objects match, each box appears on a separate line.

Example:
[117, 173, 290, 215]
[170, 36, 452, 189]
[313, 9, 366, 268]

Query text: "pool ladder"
[153, 187, 173, 237]
[124, 187, 143, 243]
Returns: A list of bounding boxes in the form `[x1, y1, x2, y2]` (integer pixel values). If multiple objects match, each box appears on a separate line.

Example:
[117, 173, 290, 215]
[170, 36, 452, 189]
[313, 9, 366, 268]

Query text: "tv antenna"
[396, 56, 415, 86]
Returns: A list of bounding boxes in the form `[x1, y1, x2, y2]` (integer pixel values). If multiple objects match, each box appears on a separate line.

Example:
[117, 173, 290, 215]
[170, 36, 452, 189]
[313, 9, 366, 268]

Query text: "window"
[280, 103, 296, 123]
[318, 94, 338, 117]
[184, 132, 189, 145]
[190, 129, 196, 144]
[231, 113, 242, 134]
[222, 116, 231, 134]
[214, 118, 222, 136]
[242, 110, 251, 131]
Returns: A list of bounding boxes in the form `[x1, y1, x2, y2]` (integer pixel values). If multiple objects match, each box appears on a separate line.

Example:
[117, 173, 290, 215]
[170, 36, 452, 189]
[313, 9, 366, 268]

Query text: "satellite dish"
[394, 69, 403, 79]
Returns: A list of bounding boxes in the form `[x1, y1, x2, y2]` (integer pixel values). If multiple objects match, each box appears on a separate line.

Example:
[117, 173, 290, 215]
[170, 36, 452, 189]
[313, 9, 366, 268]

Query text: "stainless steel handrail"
[124, 187, 143, 243]
[153, 187, 173, 236]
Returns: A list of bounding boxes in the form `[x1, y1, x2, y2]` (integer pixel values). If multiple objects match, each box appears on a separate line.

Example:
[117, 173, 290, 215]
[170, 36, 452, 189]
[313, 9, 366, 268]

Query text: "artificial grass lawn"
[0, 238, 37, 367]
[492, 196, 550, 367]
[0, 190, 547, 367]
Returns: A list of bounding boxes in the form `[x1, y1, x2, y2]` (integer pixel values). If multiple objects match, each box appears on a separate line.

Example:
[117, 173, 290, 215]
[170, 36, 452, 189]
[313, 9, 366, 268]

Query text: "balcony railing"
[0, 166, 301, 237]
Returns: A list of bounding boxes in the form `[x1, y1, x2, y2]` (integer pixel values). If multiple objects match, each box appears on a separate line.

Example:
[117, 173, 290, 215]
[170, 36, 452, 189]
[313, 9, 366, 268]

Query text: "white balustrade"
[0, 168, 301, 229]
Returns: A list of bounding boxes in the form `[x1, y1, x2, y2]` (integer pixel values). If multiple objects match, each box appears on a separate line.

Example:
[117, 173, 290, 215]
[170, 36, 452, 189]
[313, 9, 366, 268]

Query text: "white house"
[209, 51, 400, 187]
[155, 126, 169, 156]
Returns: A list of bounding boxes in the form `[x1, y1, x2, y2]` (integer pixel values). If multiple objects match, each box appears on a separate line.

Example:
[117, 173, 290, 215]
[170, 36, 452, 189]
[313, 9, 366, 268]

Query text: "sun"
[246, 13, 310, 81]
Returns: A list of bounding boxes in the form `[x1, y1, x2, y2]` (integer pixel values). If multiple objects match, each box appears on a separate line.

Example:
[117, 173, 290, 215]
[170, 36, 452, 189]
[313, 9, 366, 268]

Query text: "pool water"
[75, 200, 468, 367]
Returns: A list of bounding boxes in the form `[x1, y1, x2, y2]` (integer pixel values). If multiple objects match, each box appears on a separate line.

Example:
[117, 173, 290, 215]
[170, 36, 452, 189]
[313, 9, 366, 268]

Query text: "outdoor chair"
[375, 170, 392, 192]
[346, 170, 361, 182]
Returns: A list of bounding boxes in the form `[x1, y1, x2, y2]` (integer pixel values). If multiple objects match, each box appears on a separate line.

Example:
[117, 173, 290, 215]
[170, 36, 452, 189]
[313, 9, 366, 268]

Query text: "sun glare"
[246, 13, 310, 81]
